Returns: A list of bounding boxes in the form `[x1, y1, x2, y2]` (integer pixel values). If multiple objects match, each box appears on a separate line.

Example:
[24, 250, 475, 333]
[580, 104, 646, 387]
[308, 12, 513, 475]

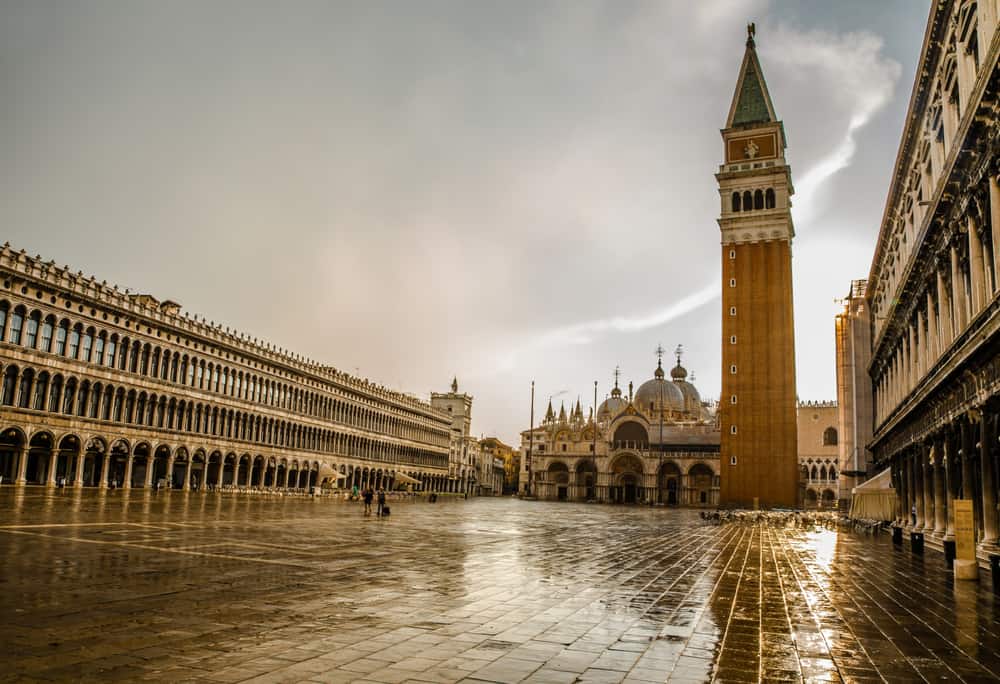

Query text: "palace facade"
[0, 244, 455, 492]
[519, 354, 720, 506]
[862, 0, 1000, 564]
[797, 401, 840, 508]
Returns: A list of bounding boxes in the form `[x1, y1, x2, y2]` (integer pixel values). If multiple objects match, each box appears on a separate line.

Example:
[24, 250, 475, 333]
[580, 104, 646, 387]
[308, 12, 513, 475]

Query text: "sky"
[2, 0, 931, 445]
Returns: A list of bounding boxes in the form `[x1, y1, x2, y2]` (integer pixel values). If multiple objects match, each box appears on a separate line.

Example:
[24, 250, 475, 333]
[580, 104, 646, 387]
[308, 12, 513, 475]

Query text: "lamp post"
[526, 381, 534, 497]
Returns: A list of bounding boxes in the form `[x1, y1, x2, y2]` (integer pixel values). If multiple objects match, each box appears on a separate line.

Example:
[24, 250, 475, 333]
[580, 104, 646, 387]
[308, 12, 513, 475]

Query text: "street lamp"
[526, 381, 534, 497]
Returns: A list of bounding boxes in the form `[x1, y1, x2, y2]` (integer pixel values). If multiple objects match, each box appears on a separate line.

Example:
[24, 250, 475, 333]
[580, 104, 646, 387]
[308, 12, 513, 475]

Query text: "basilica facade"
[0, 244, 456, 493]
[519, 353, 720, 506]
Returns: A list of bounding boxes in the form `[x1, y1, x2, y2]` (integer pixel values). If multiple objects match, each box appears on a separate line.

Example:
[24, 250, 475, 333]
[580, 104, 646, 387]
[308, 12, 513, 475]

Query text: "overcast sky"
[2, 1, 930, 444]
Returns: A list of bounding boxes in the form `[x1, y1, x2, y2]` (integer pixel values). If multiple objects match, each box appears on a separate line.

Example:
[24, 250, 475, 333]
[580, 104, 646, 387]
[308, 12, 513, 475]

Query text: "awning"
[849, 468, 896, 521]
[317, 464, 346, 484]
[393, 472, 422, 485]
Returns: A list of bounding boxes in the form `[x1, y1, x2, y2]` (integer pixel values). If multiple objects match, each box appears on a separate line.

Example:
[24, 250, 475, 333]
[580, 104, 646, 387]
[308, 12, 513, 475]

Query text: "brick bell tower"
[717, 24, 798, 508]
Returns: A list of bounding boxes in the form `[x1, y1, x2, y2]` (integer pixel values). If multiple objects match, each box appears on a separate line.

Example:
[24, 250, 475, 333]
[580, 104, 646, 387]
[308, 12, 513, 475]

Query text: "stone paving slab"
[1, 488, 1000, 682]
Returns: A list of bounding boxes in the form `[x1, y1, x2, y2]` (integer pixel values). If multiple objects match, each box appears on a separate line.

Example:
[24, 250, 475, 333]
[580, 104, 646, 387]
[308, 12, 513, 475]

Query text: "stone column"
[182, 460, 191, 491]
[937, 267, 954, 346]
[969, 217, 986, 313]
[97, 453, 107, 488]
[74, 451, 85, 487]
[15, 446, 27, 484]
[46, 449, 58, 486]
[960, 419, 974, 500]
[933, 441, 946, 536]
[915, 310, 926, 379]
[944, 431, 956, 539]
[905, 451, 915, 527]
[144, 458, 154, 489]
[923, 446, 934, 533]
[122, 456, 133, 490]
[926, 291, 938, 363]
[914, 449, 926, 530]
[980, 410, 998, 544]
[166, 456, 175, 488]
[989, 175, 1000, 289]
[951, 243, 969, 332]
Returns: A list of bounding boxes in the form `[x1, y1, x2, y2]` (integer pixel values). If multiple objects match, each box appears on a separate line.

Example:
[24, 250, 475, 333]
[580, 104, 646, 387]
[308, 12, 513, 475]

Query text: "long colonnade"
[866, 0, 1000, 566]
[0, 244, 453, 493]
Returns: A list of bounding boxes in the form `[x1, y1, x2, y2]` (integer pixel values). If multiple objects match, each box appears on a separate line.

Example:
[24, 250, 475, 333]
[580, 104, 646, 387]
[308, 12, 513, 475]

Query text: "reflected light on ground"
[807, 528, 838, 572]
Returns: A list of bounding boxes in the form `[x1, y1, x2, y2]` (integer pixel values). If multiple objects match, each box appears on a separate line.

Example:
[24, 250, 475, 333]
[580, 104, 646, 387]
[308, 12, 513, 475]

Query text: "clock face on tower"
[726, 133, 777, 163]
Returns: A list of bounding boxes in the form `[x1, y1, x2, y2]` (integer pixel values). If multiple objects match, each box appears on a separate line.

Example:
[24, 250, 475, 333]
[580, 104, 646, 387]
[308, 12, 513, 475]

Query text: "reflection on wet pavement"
[1, 489, 999, 682]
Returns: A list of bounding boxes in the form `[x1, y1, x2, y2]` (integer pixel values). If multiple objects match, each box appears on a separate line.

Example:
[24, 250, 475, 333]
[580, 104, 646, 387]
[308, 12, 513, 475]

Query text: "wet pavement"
[1, 490, 999, 683]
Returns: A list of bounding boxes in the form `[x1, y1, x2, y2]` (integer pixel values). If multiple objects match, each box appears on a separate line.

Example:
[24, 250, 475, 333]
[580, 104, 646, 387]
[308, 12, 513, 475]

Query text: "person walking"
[377, 488, 386, 517]
[363, 487, 374, 515]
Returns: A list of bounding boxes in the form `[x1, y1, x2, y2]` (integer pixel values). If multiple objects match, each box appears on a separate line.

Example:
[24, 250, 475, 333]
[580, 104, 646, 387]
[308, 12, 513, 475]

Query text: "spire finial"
[675, 344, 684, 367]
[451, 376, 458, 393]
[655, 343, 665, 368]
[613, 365, 621, 388]
[746, 22, 756, 48]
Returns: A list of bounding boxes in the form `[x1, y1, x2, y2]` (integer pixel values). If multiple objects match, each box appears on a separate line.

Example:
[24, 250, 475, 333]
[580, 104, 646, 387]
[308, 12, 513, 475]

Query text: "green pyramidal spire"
[726, 26, 777, 128]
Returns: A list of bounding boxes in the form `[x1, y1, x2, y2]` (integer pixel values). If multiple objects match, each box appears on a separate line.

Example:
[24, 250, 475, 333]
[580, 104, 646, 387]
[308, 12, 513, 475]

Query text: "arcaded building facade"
[0, 245, 452, 492]
[797, 401, 840, 508]
[866, 1, 1000, 563]
[717, 27, 799, 508]
[520, 355, 720, 506]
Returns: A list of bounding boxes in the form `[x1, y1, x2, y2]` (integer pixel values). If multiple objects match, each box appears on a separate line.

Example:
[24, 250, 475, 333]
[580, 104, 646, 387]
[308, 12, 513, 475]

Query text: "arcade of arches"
[0, 424, 455, 493]
[0, 245, 454, 492]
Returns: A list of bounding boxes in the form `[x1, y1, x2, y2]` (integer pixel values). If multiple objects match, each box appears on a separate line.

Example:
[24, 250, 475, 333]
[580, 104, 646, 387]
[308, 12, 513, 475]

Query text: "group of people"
[354, 485, 389, 517]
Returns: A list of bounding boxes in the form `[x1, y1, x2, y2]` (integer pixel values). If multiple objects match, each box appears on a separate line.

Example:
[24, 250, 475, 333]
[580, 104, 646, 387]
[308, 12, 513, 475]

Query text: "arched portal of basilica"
[520, 351, 721, 506]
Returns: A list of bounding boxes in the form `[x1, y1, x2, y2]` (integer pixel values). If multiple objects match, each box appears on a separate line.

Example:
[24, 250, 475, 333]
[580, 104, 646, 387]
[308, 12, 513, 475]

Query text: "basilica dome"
[670, 362, 703, 414]
[598, 385, 628, 421]
[634, 362, 685, 415]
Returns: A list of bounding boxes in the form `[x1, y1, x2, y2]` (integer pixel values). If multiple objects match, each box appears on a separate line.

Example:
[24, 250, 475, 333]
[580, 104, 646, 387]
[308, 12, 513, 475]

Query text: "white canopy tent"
[848, 468, 897, 521]
[317, 464, 346, 487]
[393, 472, 421, 487]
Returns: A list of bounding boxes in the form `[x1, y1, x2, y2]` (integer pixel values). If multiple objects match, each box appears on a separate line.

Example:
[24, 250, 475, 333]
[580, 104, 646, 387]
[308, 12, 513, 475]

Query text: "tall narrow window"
[54, 322, 67, 355]
[0, 303, 7, 341]
[743, 190, 752, 210]
[81, 329, 93, 362]
[731, 192, 741, 212]
[9, 307, 24, 345]
[754, 189, 764, 209]
[765, 188, 776, 209]
[24, 312, 39, 348]
[40, 318, 53, 352]
[68, 327, 80, 359]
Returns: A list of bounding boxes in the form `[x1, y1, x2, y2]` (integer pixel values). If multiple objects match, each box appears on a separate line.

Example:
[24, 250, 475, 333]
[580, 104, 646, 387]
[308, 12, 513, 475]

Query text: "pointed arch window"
[743, 190, 753, 211]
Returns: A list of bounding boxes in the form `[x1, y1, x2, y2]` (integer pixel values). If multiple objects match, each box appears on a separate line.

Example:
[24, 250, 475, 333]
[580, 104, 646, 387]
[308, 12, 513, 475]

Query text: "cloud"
[488, 281, 721, 375]
[761, 26, 901, 223]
